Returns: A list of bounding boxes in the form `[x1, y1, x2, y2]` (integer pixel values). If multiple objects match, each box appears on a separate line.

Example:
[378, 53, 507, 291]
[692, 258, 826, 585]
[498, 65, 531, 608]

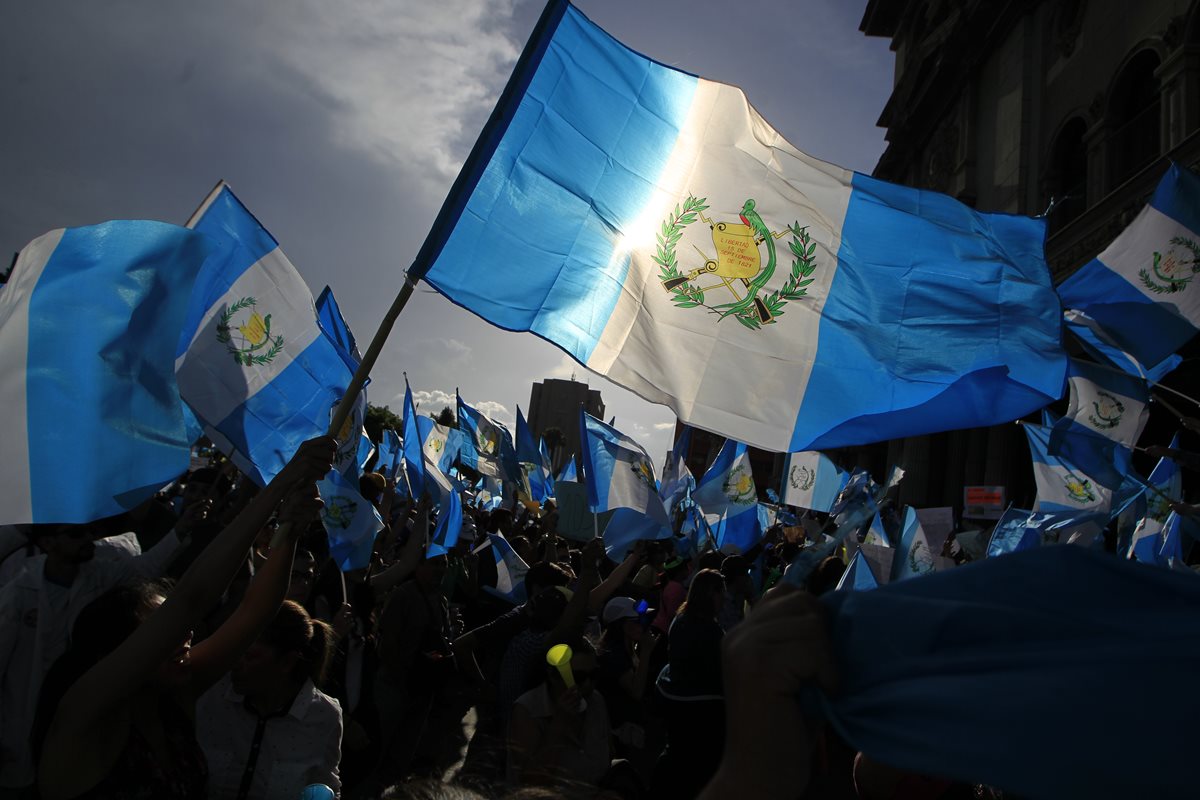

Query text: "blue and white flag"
[376, 429, 402, 480]
[402, 380, 426, 497]
[829, 470, 877, 519]
[484, 531, 530, 604]
[660, 425, 691, 488]
[1025, 422, 1123, 514]
[515, 406, 541, 463]
[427, 487, 462, 559]
[864, 512, 892, 548]
[579, 411, 669, 526]
[890, 507, 938, 582]
[315, 285, 362, 373]
[987, 506, 1107, 558]
[317, 468, 384, 571]
[456, 392, 504, 478]
[1063, 309, 1182, 383]
[603, 507, 672, 562]
[178, 183, 352, 485]
[0, 222, 207, 523]
[784, 487, 882, 586]
[836, 549, 880, 592]
[1057, 359, 1149, 451]
[1058, 163, 1200, 379]
[557, 458, 578, 484]
[416, 415, 463, 475]
[659, 427, 695, 516]
[411, 0, 1066, 453]
[782, 451, 848, 513]
[330, 390, 369, 480]
[355, 432, 376, 474]
[538, 439, 556, 501]
[1144, 432, 1183, 521]
[987, 507, 1041, 557]
[1127, 438, 1183, 560]
[1158, 511, 1185, 567]
[692, 439, 761, 554]
[515, 407, 551, 503]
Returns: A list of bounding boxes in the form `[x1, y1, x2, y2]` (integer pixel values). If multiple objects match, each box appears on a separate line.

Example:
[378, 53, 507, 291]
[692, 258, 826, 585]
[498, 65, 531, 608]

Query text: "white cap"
[601, 596, 641, 626]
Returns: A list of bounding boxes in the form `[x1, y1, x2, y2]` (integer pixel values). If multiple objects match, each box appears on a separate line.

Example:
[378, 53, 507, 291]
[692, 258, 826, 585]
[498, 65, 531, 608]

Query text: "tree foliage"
[365, 403, 402, 443]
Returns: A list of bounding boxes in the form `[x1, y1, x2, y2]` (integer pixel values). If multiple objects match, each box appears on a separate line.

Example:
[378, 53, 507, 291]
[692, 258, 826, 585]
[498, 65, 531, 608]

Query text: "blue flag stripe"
[23, 223, 205, 522]
[178, 186, 278, 356]
[420, 3, 697, 363]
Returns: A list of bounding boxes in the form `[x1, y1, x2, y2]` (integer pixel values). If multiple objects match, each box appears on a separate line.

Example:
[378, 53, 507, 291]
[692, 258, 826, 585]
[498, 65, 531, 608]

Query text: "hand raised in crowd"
[175, 497, 212, 539]
[276, 435, 338, 489]
[699, 583, 838, 800]
[582, 537, 606, 569]
[278, 483, 324, 527]
[332, 603, 354, 640]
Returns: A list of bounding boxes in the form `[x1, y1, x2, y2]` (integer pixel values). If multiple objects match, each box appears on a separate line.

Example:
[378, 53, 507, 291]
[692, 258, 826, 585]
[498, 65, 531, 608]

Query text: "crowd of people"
[0, 436, 1063, 800]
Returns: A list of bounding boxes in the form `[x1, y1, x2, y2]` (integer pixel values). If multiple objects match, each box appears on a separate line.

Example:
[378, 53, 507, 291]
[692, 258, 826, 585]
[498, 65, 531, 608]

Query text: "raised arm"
[369, 495, 429, 599]
[588, 542, 644, 615]
[547, 538, 603, 645]
[184, 484, 325, 694]
[40, 438, 336, 748]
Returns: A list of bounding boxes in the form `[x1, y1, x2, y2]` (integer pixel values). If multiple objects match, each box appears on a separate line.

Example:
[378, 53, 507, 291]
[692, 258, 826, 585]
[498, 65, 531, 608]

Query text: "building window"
[1109, 49, 1162, 186]
[1044, 117, 1089, 233]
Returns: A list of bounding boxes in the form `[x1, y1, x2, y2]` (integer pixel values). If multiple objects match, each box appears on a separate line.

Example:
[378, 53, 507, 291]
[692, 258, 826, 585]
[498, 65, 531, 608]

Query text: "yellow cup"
[545, 643, 574, 688]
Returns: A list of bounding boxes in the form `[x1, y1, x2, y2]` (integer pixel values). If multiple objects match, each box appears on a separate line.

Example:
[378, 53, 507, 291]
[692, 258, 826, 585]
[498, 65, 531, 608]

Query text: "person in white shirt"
[0, 512, 197, 794]
[197, 599, 343, 800]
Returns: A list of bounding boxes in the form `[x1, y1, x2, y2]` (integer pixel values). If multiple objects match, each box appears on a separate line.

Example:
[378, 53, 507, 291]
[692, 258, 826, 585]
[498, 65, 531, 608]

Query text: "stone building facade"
[850, 0, 1200, 515]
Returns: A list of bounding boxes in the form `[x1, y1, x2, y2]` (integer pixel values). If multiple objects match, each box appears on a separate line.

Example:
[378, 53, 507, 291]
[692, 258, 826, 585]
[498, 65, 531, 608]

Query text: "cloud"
[475, 400, 514, 429]
[410, 389, 455, 410]
[545, 353, 596, 382]
[653, 422, 676, 431]
[267, 0, 523, 191]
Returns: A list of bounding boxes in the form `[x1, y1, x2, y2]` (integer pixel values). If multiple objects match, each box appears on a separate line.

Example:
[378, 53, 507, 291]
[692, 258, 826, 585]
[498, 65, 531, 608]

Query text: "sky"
[0, 0, 894, 467]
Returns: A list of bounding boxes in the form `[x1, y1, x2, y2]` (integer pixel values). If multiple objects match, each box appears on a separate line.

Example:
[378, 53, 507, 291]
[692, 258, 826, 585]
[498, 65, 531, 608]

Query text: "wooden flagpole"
[326, 275, 417, 437]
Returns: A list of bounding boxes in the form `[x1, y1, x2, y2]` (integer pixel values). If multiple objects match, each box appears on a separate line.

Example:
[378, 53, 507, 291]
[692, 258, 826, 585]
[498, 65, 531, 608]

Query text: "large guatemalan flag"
[409, 0, 1067, 452]
[177, 183, 353, 485]
[0, 222, 208, 523]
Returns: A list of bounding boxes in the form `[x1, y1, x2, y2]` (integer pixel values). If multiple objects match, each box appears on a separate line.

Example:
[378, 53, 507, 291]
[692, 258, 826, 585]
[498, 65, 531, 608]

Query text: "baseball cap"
[602, 596, 645, 626]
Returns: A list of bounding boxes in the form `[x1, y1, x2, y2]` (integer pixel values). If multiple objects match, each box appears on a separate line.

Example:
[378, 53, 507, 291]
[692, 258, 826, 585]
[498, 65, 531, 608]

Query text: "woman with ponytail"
[196, 599, 343, 799]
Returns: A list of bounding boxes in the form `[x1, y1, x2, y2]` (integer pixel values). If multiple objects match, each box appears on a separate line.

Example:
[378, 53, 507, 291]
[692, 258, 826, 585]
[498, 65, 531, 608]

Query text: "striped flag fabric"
[782, 451, 848, 513]
[411, 0, 1066, 453]
[1057, 163, 1200, 379]
[0, 221, 207, 523]
[177, 183, 352, 485]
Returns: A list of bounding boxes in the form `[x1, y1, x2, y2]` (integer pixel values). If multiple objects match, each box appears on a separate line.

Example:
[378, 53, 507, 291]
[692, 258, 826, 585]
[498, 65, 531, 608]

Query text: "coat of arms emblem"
[1063, 472, 1097, 504]
[1139, 236, 1200, 294]
[322, 496, 358, 530]
[215, 297, 284, 367]
[789, 464, 815, 492]
[656, 196, 819, 329]
[722, 465, 757, 505]
[1087, 391, 1125, 430]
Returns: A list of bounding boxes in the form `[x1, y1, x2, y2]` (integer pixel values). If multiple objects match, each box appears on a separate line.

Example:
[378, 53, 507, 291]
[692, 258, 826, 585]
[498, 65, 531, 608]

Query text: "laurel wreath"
[655, 196, 818, 329]
[215, 297, 285, 367]
[655, 195, 711, 310]
[1138, 236, 1200, 294]
[729, 223, 818, 330]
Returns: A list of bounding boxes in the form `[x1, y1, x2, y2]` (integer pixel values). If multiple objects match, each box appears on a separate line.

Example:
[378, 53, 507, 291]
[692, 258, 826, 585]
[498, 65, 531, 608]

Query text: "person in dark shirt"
[651, 569, 726, 799]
